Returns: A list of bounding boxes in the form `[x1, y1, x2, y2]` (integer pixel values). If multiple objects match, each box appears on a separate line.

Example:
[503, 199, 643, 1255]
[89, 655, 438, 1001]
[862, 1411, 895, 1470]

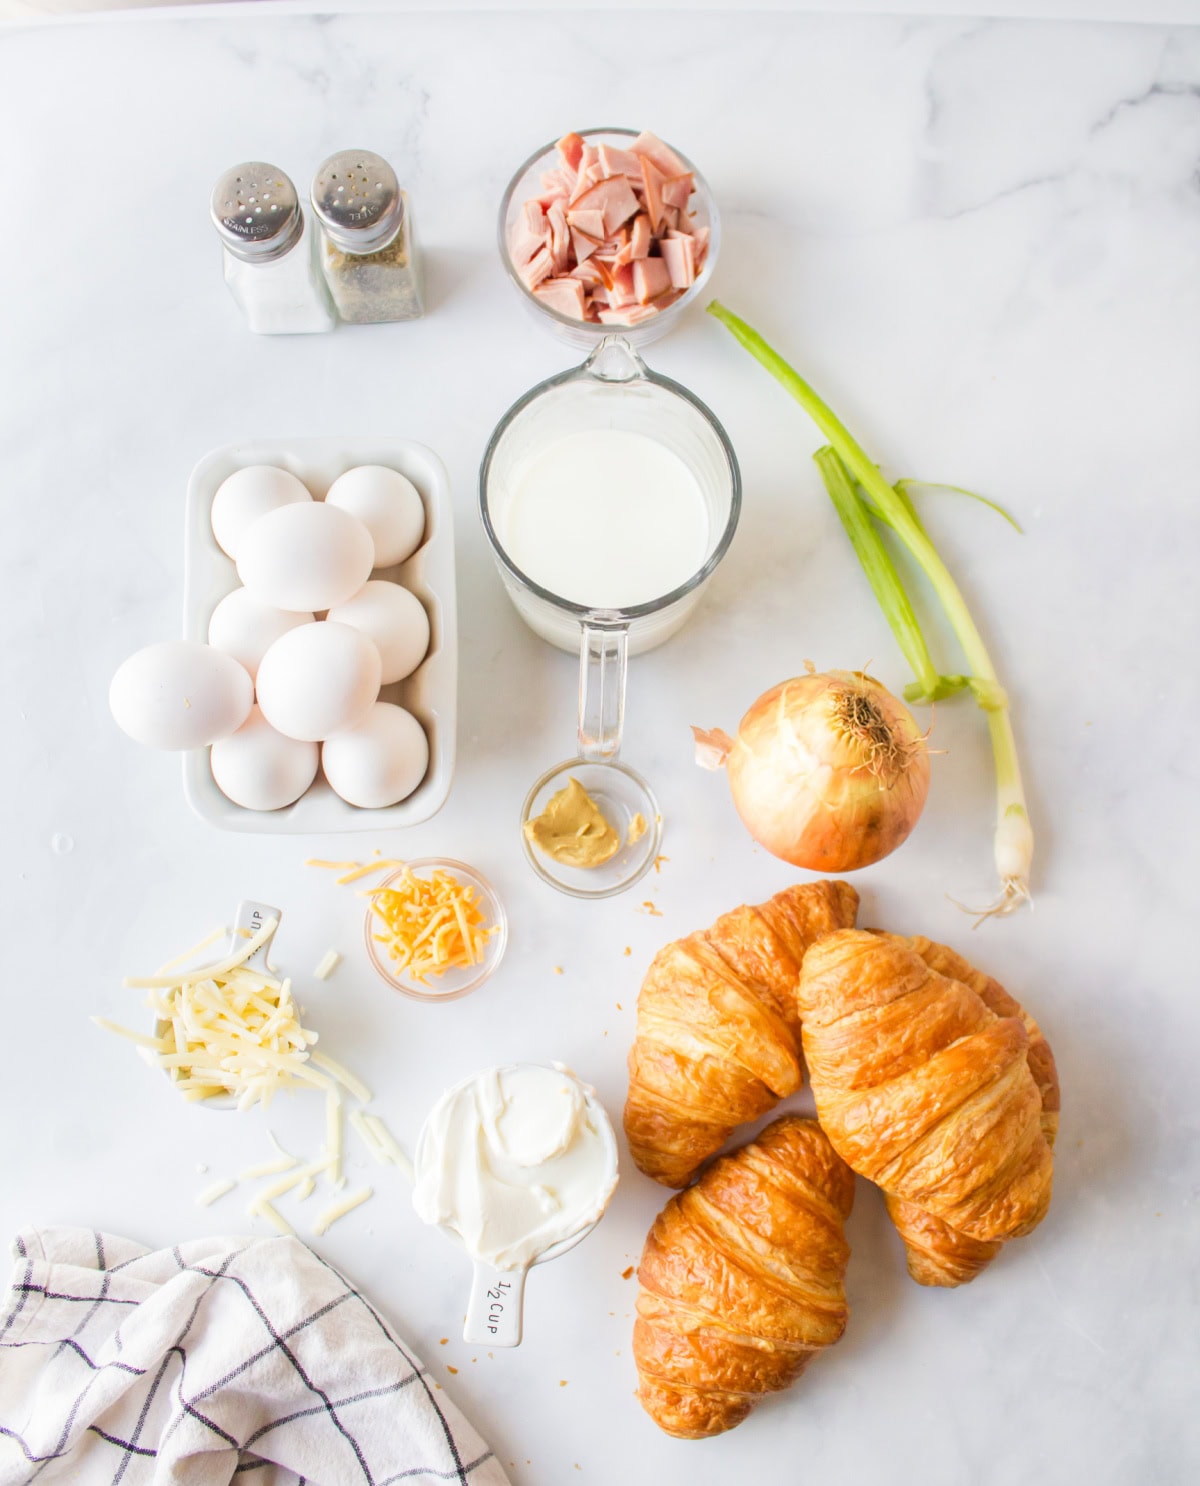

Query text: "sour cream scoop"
[413, 1062, 619, 1346]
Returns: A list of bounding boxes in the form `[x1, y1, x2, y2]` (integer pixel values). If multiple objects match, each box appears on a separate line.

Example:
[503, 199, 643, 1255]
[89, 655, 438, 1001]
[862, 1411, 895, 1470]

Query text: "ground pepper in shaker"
[310, 150, 424, 324]
[210, 163, 335, 335]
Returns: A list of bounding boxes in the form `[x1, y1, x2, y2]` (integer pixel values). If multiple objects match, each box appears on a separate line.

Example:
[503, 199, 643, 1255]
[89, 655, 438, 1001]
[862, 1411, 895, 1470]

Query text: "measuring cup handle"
[234, 901, 280, 974]
[465, 1261, 527, 1347]
[577, 623, 628, 762]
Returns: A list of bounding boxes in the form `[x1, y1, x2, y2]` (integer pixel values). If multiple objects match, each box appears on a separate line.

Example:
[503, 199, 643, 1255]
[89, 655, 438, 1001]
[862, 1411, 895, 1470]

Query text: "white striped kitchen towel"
[0, 1227, 509, 1485]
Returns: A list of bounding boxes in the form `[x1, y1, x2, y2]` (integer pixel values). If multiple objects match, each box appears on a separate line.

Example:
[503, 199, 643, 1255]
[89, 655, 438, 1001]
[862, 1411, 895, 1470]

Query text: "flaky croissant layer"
[624, 880, 859, 1188]
[798, 930, 1056, 1267]
[634, 1116, 854, 1439]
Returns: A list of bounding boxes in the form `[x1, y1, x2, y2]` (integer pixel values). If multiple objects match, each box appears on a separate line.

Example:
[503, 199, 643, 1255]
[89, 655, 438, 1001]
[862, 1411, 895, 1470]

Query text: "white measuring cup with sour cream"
[412, 1063, 619, 1346]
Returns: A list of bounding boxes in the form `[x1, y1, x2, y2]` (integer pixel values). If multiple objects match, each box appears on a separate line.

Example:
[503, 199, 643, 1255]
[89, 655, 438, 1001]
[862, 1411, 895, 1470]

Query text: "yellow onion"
[694, 669, 930, 872]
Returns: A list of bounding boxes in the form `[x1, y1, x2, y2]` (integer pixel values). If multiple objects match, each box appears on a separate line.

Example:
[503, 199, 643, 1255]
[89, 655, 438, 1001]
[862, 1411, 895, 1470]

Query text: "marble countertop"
[2, 7, 1198, 1485]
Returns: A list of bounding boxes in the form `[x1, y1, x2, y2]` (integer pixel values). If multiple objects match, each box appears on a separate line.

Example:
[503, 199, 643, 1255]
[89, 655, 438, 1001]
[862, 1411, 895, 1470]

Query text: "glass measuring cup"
[479, 336, 741, 896]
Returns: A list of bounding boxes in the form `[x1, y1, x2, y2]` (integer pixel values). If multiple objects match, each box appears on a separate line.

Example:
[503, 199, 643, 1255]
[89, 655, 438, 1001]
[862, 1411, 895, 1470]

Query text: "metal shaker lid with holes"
[310, 150, 405, 255]
[211, 164, 303, 262]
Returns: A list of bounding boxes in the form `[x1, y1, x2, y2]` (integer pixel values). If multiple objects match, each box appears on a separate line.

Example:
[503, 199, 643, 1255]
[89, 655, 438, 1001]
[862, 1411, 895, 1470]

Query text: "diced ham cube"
[533, 276, 587, 320]
[639, 156, 667, 232]
[630, 214, 652, 259]
[569, 257, 605, 284]
[629, 130, 690, 178]
[547, 199, 570, 272]
[566, 207, 605, 240]
[609, 263, 637, 308]
[598, 302, 662, 326]
[518, 244, 554, 291]
[691, 224, 710, 269]
[632, 257, 672, 303]
[570, 227, 600, 265]
[508, 201, 548, 267]
[557, 132, 585, 173]
[597, 144, 643, 180]
[571, 175, 640, 237]
[540, 169, 572, 199]
[659, 234, 695, 289]
[660, 173, 694, 210]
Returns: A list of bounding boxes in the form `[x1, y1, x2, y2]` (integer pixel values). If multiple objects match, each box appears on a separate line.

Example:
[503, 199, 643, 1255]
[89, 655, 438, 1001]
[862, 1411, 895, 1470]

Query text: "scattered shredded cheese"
[195, 1178, 236, 1208]
[349, 1108, 390, 1166]
[310, 1051, 372, 1104]
[295, 1176, 316, 1202]
[313, 1186, 373, 1236]
[257, 1158, 332, 1205]
[313, 950, 341, 981]
[335, 860, 403, 886]
[362, 867, 496, 985]
[124, 917, 278, 990]
[252, 1197, 296, 1237]
[325, 1090, 344, 1188]
[364, 1114, 413, 1178]
[238, 1155, 298, 1182]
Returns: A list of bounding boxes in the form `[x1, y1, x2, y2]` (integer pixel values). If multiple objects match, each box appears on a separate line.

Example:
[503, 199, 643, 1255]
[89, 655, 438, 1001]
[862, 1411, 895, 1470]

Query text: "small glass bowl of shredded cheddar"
[362, 858, 507, 1001]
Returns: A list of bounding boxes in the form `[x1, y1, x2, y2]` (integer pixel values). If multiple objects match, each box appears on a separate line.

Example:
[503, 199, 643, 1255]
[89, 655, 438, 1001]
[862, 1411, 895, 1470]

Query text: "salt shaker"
[310, 150, 424, 325]
[211, 163, 335, 335]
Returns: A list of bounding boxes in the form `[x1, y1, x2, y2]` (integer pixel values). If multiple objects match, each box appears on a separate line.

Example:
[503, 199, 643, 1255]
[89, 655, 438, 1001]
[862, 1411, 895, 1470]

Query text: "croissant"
[882, 938, 1060, 1285]
[633, 1115, 854, 1438]
[624, 879, 859, 1187]
[798, 930, 1054, 1269]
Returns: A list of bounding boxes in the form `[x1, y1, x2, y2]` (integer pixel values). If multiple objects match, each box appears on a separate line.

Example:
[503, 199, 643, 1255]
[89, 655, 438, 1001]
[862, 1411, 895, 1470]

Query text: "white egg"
[110, 640, 252, 750]
[325, 580, 430, 685]
[322, 702, 429, 809]
[207, 588, 313, 682]
[210, 705, 319, 811]
[237, 501, 374, 612]
[210, 465, 311, 561]
[255, 621, 381, 742]
[325, 465, 425, 567]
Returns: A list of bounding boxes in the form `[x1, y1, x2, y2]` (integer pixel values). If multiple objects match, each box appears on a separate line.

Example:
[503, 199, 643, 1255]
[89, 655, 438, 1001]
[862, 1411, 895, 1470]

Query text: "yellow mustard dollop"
[524, 778, 621, 869]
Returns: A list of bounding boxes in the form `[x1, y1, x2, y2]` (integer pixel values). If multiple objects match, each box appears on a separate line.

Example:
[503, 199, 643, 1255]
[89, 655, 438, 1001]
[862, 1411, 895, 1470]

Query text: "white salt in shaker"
[211, 163, 335, 335]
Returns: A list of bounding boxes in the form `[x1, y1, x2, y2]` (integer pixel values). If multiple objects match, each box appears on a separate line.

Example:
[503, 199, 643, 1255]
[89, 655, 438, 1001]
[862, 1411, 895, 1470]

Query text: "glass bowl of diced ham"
[498, 127, 719, 349]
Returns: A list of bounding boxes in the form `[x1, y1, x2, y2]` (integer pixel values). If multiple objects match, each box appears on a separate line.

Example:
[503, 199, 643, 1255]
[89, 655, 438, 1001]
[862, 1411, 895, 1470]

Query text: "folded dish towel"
[0, 1227, 509, 1485]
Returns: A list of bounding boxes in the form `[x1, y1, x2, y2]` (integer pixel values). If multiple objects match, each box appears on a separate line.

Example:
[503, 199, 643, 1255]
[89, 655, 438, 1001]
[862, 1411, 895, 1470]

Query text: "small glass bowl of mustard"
[521, 760, 662, 900]
[363, 858, 508, 1002]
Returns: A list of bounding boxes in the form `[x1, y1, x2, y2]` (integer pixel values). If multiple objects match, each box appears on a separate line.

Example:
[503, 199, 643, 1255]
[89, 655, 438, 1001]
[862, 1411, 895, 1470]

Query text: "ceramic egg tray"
[182, 438, 457, 833]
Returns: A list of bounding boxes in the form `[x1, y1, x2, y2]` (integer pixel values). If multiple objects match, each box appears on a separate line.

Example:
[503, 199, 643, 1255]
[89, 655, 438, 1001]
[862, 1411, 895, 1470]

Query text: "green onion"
[708, 300, 1032, 917]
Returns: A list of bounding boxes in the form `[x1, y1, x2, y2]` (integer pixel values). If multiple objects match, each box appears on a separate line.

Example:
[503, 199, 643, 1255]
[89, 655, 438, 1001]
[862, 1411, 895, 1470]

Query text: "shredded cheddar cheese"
[362, 867, 495, 985]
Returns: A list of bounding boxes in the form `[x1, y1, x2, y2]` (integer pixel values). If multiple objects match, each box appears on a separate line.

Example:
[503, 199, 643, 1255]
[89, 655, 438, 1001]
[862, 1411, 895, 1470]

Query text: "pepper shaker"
[310, 150, 424, 325]
[211, 163, 335, 335]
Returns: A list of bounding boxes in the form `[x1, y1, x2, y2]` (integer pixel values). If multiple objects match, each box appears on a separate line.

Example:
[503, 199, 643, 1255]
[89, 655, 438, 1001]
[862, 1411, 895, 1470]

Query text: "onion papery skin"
[726, 671, 930, 872]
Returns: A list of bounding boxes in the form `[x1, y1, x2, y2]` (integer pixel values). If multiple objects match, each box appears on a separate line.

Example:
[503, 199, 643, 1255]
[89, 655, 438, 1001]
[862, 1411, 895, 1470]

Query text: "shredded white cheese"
[364, 1114, 414, 1180]
[313, 1186, 373, 1236]
[325, 1092, 344, 1188]
[195, 1178, 236, 1208]
[310, 1051, 371, 1104]
[252, 1197, 296, 1237]
[97, 917, 370, 1113]
[238, 1155, 298, 1181]
[313, 950, 341, 981]
[348, 1108, 390, 1166]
